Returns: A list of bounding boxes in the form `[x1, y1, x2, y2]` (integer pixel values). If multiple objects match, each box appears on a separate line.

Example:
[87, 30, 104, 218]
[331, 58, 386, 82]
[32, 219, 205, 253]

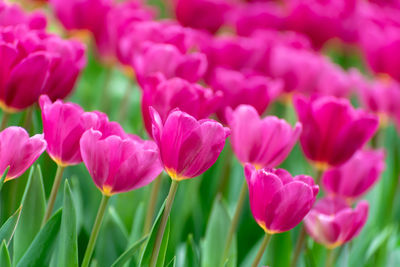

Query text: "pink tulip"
[304, 197, 369, 248]
[322, 149, 385, 201]
[150, 108, 230, 181]
[226, 105, 301, 168]
[80, 128, 163, 195]
[39, 95, 98, 166]
[209, 67, 282, 122]
[294, 96, 378, 168]
[0, 1, 47, 30]
[245, 164, 319, 234]
[0, 126, 46, 181]
[141, 77, 222, 136]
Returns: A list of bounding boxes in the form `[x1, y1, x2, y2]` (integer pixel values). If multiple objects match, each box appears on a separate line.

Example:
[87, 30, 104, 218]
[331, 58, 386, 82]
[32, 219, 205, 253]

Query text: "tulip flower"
[245, 164, 318, 267]
[141, 77, 222, 136]
[0, 1, 47, 29]
[226, 105, 301, 168]
[149, 108, 229, 266]
[0, 126, 46, 182]
[80, 125, 162, 267]
[294, 96, 378, 169]
[322, 149, 385, 201]
[304, 197, 369, 248]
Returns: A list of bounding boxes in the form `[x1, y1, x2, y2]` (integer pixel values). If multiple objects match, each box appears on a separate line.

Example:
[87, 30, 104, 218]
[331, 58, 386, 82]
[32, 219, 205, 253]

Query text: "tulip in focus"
[226, 105, 301, 168]
[150, 108, 230, 181]
[294, 96, 378, 168]
[322, 149, 385, 201]
[245, 164, 319, 234]
[0, 126, 46, 182]
[304, 197, 369, 248]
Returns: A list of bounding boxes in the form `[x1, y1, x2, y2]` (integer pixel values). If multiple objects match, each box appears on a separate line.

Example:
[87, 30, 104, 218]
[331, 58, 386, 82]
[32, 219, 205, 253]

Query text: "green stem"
[144, 175, 163, 234]
[252, 233, 272, 267]
[23, 106, 34, 132]
[81, 194, 110, 267]
[220, 181, 247, 266]
[1, 112, 10, 131]
[42, 165, 65, 226]
[326, 248, 335, 267]
[291, 226, 307, 267]
[149, 180, 179, 267]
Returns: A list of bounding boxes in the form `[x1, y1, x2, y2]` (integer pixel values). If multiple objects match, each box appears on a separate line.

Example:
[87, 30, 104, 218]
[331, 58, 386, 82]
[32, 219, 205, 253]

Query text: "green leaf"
[13, 165, 46, 264]
[166, 256, 176, 267]
[0, 240, 11, 267]
[201, 196, 236, 267]
[16, 209, 62, 267]
[0, 205, 21, 246]
[0, 166, 10, 192]
[58, 180, 78, 267]
[184, 234, 200, 267]
[139, 200, 170, 267]
[111, 235, 148, 267]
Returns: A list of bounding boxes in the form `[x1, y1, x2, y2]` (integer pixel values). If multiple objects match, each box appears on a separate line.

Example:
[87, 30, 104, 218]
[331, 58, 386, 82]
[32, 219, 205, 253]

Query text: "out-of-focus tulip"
[0, 1, 47, 29]
[209, 67, 282, 122]
[80, 128, 163, 195]
[0, 126, 46, 181]
[294, 96, 378, 168]
[245, 164, 319, 234]
[322, 149, 385, 201]
[141, 77, 222, 136]
[226, 105, 301, 168]
[150, 108, 230, 181]
[304, 197, 369, 248]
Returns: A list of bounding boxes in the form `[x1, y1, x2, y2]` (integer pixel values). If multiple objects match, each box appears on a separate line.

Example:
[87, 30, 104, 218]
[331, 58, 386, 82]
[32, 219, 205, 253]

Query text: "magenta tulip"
[304, 197, 369, 248]
[245, 164, 319, 234]
[322, 149, 385, 201]
[0, 1, 47, 30]
[294, 96, 378, 168]
[141, 77, 222, 136]
[150, 108, 230, 181]
[0, 126, 46, 181]
[226, 105, 301, 168]
[80, 128, 162, 196]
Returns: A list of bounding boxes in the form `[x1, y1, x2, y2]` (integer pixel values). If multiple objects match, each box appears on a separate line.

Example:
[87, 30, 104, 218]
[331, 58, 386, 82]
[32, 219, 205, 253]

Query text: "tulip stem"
[220, 181, 247, 266]
[144, 175, 163, 234]
[42, 165, 65, 226]
[291, 226, 307, 267]
[0, 112, 10, 131]
[149, 180, 179, 267]
[252, 233, 272, 267]
[81, 194, 110, 267]
[326, 248, 335, 267]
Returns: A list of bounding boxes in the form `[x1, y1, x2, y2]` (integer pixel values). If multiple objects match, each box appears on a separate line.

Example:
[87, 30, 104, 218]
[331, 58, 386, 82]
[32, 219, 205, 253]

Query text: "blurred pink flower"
[294, 96, 378, 168]
[80, 128, 162, 195]
[245, 164, 319, 234]
[304, 197, 369, 248]
[322, 149, 385, 201]
[150, 108, 230, 181]
[0, 1, 47, 30]
[227, 105, 301, 168]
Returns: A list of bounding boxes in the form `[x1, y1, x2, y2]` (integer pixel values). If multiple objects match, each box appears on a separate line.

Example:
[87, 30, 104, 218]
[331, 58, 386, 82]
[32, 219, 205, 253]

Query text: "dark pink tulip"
[245, 164, 319, 234]
[227, 105, 301, 168]
[0, 1, 47, 30]
[0, 126, 46, 181]
[141, 77, 222, 136]
[39, 95, 99, 166]
[80, 128, 163, 195]
[294, 96, 379, 168]
[150, 108, 230, 181]
[322, 149, 385, 201]
[304, 197, 369, 248]
[209, 67, 282, 122]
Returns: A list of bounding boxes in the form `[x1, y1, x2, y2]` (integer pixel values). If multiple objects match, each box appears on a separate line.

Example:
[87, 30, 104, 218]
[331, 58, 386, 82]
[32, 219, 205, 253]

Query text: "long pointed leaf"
[0, 166, 10, 192]
[111, 235, 148, 267]
[0, 206, 21, 246]
[0, 240, 11, 267]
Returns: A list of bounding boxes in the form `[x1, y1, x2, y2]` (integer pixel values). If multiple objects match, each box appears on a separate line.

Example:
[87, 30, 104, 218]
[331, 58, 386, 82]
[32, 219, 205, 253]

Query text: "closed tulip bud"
[150, 107, 230, 181]
[0, 127, 46, 181]
[245, 164, 319, 234]
[294, 96, 378, 168]
[304, 197, 369, 249]
[226, 105, 301, 168]
[322, 149, 385, 201]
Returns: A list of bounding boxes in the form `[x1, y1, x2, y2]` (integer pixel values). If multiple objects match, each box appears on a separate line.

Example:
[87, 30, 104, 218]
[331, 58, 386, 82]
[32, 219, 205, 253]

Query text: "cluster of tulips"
[0, 0, 399, 266]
